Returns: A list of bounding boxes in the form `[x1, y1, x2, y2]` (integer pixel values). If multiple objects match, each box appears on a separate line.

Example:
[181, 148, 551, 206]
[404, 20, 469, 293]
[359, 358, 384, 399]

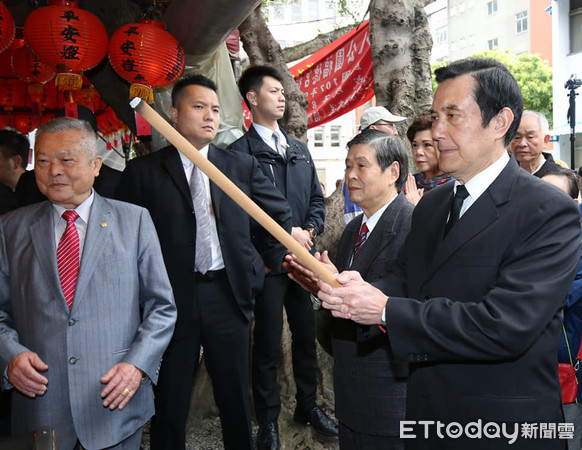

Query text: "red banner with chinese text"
[289, 21, 373, 129]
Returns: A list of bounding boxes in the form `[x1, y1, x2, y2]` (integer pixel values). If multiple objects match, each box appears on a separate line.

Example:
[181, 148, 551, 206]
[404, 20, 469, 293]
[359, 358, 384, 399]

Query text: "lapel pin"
[101, 222, 107, 227]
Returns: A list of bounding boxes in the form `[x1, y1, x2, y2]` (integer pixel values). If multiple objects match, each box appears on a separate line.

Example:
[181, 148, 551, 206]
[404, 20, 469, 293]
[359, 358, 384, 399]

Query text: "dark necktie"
[444, 185, 469, 237]
[57, 210, 80, 308]
[351, 222, 369, 263]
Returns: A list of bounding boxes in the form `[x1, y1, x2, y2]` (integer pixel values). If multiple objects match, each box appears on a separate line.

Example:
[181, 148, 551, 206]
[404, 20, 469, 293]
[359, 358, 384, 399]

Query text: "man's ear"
[169, 107, 178, 125]
[389, 161, 400, 183]
[543, 133, 551, 146]
[246, 91, 257, 107]
[11, 155, 22, 170]
[494, 107, 514, 138]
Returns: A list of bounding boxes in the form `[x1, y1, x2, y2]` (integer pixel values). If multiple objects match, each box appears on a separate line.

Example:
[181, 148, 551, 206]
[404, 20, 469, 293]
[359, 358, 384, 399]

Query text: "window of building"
[487, 0, 498, 15]
[330, 126, 341, 147]
[487, 37, 498, 50]
[451, 40, 458, 51]
[309, 0, 319, 20]
[460, 37, 466, 48]
[291, 3, 302, 22]
[515, 11, 528, 34]
[436, 26, 447, 44]
[572, 0, 582, 53]
[313, 127, 324, 147]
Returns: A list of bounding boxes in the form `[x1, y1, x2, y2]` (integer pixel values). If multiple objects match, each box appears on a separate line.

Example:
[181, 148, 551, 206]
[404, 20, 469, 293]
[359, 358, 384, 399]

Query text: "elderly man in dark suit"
[314, 58, 582, 449]
[117, 74, 292, 450]
[287, 129, 413, 449]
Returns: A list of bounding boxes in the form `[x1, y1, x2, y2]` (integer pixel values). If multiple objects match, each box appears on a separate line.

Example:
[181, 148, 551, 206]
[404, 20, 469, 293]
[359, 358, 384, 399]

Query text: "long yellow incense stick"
[130, 98, 339, 288]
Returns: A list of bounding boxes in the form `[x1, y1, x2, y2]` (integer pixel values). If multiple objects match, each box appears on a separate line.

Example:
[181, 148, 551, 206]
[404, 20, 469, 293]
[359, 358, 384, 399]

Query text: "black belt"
[194, 269, 226, 282]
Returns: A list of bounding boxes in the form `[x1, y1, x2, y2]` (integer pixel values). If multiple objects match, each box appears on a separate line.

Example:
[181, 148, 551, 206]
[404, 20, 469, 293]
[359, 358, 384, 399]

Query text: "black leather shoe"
[256, 421, 280, 450]
[293, 404, 339, 437]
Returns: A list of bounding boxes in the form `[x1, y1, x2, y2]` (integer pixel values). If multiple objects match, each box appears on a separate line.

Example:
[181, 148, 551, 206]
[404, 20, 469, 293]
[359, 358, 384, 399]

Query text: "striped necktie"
[57, 210, 80, 308]
[351, 222, 369, 262]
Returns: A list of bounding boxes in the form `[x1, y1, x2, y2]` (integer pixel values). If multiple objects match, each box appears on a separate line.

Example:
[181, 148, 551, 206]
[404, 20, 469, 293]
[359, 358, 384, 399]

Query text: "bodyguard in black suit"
[317, 59, 582, 449]
[228, 66, 333, 449]
[116, 75, 292, 450]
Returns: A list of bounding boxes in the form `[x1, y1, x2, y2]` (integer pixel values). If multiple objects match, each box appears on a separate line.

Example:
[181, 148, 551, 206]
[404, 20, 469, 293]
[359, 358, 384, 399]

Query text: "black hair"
[0, 129, 30, 169]
[238, 65, 284, 110]
[406, 114, 433, 144]
[540, 165, 579, 199]
[171, 74, 217, 107]
[435, 58, 523, 146]
[347, 129, 409, 192]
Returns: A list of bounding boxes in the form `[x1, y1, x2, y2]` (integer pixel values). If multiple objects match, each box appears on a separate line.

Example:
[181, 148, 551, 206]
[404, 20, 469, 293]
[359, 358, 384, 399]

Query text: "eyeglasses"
[375, 121, 397, 131]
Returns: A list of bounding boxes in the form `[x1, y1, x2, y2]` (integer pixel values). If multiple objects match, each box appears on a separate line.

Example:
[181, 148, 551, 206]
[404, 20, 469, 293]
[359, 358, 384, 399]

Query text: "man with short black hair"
[228, 65, 332, 449]
[313, 58, 581, 449]
[118, 74, 292, 450]
[0, 129, 29, 214]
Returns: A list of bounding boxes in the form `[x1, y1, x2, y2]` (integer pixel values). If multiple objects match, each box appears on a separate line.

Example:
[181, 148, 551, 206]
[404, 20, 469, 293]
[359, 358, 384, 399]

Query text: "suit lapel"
[207, 145, 222, 221]
[337, 216, 362, 271]
[423, 159, 515, 284]
[72, 194, 111, 311]
[351, 195, 404, 275]
[163, 146, 193, 209]
[30, 202, 66, 309]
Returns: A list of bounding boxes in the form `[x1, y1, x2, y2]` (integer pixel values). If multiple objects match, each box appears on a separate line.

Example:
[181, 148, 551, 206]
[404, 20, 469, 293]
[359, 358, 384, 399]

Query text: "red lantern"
[0, 37, 23, 78]
[23, 0, 108, 91]
[11, 47, 56, 95]
[0, 1, 15, 54]
[14, 114, 38, 134]
[108, 19, 184, 103]
[0, 78, 27, 110]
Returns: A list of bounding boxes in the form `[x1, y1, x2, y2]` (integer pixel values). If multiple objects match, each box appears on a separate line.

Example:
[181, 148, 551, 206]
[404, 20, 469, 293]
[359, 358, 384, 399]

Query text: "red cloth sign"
[290, 21, 374, 129]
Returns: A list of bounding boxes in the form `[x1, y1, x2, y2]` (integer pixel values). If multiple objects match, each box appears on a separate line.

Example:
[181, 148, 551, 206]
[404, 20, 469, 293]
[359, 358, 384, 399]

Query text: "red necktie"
[57, 210, 80, 308]
[352, 222, 369, 261]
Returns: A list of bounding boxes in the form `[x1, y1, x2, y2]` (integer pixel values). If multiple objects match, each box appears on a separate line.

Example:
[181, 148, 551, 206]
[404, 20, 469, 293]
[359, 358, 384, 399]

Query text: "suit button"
[69, 357, 78, 365]
[68, 319, 76, 326]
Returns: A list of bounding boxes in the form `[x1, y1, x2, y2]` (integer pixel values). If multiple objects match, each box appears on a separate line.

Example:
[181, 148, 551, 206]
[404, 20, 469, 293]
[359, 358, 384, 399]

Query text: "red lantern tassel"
[55, 73, 83, 91]
[129, 83, 154, 104]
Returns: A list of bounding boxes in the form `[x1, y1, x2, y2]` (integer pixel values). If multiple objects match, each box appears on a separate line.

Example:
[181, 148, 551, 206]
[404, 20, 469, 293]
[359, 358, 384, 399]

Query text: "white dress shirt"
[53, 190, 94, 261]
[179, 146, 225, 271]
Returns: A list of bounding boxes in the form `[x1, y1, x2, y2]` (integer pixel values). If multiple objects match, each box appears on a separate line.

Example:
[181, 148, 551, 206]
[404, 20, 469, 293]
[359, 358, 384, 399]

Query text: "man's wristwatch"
[304, 225, 317, 239]
[310, 293, 322, 310]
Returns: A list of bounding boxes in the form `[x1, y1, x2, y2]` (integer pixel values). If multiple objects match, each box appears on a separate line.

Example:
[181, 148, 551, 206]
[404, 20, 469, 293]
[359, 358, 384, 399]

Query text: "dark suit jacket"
[332, 192, 413, 436]
[116, 145, 292, 337]
[227, 125, 325, 232]
[385, 158, 581, 449]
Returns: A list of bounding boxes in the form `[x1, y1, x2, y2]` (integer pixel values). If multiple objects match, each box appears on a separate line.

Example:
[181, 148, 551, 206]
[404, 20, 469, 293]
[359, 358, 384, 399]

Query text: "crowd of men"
[0, 57, 579, 450]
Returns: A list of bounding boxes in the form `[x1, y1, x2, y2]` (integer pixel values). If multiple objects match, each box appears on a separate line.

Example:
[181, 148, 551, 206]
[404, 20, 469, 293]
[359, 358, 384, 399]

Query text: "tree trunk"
[369, 0, 433, 123]
[238, 5, 308, 142]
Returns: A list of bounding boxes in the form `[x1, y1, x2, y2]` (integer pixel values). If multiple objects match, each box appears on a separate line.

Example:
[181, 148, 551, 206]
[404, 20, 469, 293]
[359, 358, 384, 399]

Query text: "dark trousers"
[252, 273, 317, 422]
[339, 422, 404, 450]
[150, 273, 253, 450]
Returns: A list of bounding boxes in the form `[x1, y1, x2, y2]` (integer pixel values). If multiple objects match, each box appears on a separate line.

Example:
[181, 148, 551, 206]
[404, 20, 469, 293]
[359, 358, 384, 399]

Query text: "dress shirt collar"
[178, 144, 209, 170]
[52, 190, 94, 225]
[253, 123, 288, 150]
[360, 193, 398, 234]
[454, 151, 509, 204]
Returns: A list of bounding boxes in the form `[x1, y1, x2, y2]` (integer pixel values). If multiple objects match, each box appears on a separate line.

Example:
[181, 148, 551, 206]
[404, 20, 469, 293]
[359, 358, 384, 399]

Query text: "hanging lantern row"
[23, 0, 108, 91]
[0, 1, 14, 54]
[108, 19, 185, 103]
[11, 46, 56, 94]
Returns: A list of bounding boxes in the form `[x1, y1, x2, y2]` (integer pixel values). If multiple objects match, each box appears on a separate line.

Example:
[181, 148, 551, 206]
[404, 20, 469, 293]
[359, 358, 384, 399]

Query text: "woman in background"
[404, 114, 452, 205]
